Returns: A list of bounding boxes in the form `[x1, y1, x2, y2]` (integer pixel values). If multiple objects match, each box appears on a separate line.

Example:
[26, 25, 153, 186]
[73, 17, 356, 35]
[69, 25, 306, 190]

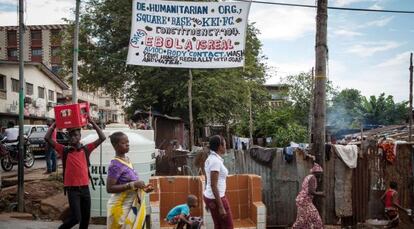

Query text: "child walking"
[45, 117, 106, 229]
[380, 181, 411, 228]
[166, 194, 199, 228]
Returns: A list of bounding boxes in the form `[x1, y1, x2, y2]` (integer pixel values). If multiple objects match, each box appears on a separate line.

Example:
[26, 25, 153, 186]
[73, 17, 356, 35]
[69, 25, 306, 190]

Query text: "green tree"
[255, 106, 308, 147]
[282, 71, 337, 127]
[328, 88, 363, 129]
[61, 0, 268, 129]
[234, 105, 307, 147]
[360, 93, 407, 125]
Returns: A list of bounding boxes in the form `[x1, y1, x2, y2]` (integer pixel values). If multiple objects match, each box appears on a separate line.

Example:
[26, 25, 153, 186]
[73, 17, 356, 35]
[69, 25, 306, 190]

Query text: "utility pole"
[313, 0, 328, 221]
[409, 52, 413, 142]
[188, 69, 194, 151]
[309, 67, 315, 144]
[72, 0, 81, 103]
[18, 0, 25, 212]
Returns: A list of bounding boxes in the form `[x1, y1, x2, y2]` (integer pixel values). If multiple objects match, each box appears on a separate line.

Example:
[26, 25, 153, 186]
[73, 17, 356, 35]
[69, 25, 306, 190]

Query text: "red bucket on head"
[54, 103, 90, 129]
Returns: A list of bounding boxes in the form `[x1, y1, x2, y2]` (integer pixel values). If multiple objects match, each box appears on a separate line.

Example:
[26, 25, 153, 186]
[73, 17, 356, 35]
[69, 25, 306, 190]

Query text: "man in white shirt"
[4, 122, 18, 142]
[203, 135, 233, 229]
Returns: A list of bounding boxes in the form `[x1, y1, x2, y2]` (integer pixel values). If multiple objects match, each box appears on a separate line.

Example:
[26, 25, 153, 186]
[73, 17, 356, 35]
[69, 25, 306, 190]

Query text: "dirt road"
[0, 213, 105, 229]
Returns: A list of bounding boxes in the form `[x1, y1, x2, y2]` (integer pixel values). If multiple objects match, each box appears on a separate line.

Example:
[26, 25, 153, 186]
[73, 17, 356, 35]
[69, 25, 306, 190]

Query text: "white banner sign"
[127, 0, 251, 68]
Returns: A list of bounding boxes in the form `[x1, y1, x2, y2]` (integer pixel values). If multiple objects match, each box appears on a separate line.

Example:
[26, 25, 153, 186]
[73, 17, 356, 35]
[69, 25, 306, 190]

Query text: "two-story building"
[0, 61, 69, 129]
[264, 84, 289, 108]
[0, 24, 67, 74]
[0, 24, 125, 125]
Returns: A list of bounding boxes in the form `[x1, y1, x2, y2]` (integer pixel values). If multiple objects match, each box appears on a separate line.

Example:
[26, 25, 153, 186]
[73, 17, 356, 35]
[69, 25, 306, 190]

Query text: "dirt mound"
[0, 179, 65, 220]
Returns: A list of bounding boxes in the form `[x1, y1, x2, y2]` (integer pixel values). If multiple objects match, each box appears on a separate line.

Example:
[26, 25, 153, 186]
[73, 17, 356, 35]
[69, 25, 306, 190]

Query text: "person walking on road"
[44, 119, 57, 174]
[203, 135, 234, 229]
[293, 163, 324, 229]
[45, 117, 106, 229]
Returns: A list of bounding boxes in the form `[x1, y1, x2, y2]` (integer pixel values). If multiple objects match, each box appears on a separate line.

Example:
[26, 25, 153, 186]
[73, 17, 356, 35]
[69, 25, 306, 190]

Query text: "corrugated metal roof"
[346, 124, 413, 141]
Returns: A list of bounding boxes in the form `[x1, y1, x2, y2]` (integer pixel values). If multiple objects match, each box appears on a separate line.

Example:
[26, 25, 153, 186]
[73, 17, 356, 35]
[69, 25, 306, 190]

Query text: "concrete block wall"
[149, 176, 204, 229]
[149, 175, 266, 229]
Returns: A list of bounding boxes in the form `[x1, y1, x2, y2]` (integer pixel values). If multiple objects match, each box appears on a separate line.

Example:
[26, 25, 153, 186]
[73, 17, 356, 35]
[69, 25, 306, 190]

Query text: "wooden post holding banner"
[313, 0, 328, 221]
[409, 52, 413, 142]
[188, 69, 194, 151]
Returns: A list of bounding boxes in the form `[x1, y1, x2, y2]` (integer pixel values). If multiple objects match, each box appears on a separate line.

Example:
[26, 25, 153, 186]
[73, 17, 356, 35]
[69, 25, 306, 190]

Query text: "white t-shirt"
[203, 151, 228, 199]
[5, 128, 18, 141]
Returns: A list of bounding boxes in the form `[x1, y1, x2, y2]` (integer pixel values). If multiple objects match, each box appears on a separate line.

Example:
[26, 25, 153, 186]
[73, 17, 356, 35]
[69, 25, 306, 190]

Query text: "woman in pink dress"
[293, 163, 324, 229]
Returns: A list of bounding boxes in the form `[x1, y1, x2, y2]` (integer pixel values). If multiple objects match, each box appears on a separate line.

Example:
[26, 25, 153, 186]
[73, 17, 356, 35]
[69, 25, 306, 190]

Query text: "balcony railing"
[31, 55, 42, 62]
[31, 39, 42, 47]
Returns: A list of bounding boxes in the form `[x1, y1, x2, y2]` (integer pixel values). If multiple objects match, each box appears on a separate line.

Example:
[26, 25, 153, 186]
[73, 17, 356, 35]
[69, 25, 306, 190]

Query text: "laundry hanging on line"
[333, 144, 358, 168]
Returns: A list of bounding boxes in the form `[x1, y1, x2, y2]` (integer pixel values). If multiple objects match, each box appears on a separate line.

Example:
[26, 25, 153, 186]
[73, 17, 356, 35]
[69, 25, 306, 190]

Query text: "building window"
[7, 30, 17, 46]
[51, 47, 61, 64]
[7, 48, 18, 60]
[38, 87, 45, 99]
[26, 83, 33, 96]
[31, 30, 42, 46]
[51, 65, 61, 74]
[11, 79, 19, 92]
[48, 90, 54, 101]
[31, 48, 42, 56]
[0, 75, 6, 91]
[51, 47, 60, 56]
[31, 30, 41, 39]
[105, 100, 110, 107]
[31, 48, 42, 62]
[56, 92, 63, 99]
[50, 29, 61, 45]
[0, 75, 6, 100]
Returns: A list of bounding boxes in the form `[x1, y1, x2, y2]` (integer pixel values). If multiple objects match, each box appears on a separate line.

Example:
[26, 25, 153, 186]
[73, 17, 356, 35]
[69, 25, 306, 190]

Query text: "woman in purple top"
[106, 132, 153, 229]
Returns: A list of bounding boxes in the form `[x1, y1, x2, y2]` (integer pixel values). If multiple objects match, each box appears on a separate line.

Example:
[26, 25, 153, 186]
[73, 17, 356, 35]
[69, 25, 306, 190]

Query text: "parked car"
[14, 125, 48, 136]
[28, 130, 70, 156]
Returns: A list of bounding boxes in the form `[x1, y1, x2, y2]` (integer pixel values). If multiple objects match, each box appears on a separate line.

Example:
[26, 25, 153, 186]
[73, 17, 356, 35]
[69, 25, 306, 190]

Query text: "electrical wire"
[236, 0, 414, 14]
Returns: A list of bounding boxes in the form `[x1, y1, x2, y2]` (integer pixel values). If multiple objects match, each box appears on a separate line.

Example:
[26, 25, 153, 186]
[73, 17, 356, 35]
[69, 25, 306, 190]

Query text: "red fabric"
[203, 196, 234, 229]
[379, 143, 395, 163]
[385, 189, 397, 209]
[55, 143, 97, 187]
[52, 129, 57, 141]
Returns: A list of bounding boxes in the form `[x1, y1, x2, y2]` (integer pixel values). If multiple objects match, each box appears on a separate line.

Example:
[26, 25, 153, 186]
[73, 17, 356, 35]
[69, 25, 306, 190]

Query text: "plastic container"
[80, 126, 156, 217]
[54, 103, 90, 129]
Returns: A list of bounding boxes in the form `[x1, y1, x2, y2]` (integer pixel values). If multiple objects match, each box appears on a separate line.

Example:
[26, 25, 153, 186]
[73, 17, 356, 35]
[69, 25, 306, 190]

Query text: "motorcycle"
[0, 136, 35, 171]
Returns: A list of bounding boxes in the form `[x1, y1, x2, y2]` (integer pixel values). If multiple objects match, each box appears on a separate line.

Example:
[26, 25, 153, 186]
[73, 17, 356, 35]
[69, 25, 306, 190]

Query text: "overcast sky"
[0, 0, 413, 102]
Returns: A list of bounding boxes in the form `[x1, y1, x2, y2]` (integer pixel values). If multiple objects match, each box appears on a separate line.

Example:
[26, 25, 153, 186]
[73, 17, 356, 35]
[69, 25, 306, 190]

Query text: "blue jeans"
[45, 146, 57, 172]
